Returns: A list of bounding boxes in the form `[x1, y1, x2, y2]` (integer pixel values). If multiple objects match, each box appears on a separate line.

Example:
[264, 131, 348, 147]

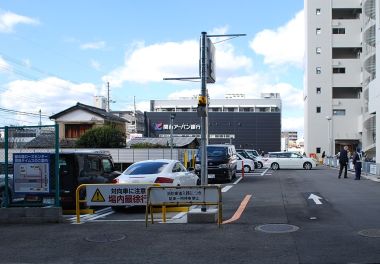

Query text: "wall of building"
[145, 112, 281, 152]
[305, 0, 363, 157]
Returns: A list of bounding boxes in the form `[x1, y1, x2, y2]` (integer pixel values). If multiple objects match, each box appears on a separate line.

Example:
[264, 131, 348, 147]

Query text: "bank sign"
[153, 123, 200, 131]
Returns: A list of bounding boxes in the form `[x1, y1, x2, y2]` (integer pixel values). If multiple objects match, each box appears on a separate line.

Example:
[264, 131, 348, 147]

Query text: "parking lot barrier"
[241, 160, 244, 178]
[145, 185, 222, 227]
[75, 183, 161, 224]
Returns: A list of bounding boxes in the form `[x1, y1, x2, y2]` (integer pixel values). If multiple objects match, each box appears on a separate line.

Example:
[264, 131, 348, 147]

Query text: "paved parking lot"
[1, 166, 380, 264]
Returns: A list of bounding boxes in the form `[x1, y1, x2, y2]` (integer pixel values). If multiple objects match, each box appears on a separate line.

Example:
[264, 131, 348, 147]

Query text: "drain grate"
[85, 233, 126, 243]
[255, 224, 299, 234]
[358, 229, 380, 238]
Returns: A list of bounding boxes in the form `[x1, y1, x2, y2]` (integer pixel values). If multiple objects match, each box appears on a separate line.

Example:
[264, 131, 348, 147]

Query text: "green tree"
[76, 126, 126, 148]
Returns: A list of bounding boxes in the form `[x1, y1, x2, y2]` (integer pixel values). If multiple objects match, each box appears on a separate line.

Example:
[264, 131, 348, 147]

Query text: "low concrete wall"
[0, 207, 62, 224]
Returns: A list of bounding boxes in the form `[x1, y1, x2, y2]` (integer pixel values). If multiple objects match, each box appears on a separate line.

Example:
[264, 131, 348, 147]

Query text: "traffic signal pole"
[200, 32, 208, 212]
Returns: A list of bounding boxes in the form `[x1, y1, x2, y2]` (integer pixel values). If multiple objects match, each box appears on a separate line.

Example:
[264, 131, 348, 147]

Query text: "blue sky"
[0, 1, 305, 136]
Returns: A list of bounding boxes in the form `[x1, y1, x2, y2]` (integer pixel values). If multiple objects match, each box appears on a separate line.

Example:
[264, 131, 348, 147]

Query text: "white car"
[236, 153, 255, 172]
[114, 159, 199, 186]
[262, 152, 317, 170]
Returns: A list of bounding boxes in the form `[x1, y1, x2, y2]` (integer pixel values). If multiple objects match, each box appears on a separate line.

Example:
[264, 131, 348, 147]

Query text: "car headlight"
[218, 163, 229, 169]
[195, 164, 201, 170]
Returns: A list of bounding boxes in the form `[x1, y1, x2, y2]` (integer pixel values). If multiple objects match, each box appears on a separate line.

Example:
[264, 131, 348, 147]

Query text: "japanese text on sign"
[13, 153, 50, 194]
[86, 185, 150, 206]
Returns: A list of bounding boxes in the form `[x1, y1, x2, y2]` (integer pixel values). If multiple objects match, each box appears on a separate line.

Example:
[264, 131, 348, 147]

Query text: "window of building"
[227, 108, 235, 112]
[316, 106, 321, 113]
[316, 87, 321, 94]
[316, 28, 321, 35]
[333, 67, 346, 74]
[316, 47, 321, 54]
[65, 124, 92, 138]
[316, 8, 321, 15]
[316, 67, 322, 74]
[333, 109, 346, 116]
[316, 147, 321, 154]
[332, 28, 345, 34]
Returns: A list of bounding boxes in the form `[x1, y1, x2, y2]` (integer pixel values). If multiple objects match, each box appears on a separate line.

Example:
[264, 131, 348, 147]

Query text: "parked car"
[195, 144, 237, 182]
[245, 149, 260, 157]
[236, 153, 255, 172]
[236, 149, 260, 169]
[114, 159, 198, 186]
[262, 152, 317, 170]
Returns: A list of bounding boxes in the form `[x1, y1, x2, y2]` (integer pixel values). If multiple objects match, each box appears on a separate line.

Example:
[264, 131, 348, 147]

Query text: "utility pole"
[134, 96, 137, 133]
[39, 109, 42, 126]
[107, 82, 110, 112]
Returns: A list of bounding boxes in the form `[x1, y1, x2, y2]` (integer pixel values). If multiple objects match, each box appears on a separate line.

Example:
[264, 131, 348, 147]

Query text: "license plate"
[208, 174, 215, 179]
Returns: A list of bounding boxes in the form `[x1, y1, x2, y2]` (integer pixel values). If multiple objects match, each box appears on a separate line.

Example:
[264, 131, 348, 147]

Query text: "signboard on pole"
[13, 153, 50, 193]
[86, 184, 150, 206]
[206, 37, 216, 83]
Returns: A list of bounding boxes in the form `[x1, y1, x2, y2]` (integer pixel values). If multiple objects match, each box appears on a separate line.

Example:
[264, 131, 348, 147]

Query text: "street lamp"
[326, 116, 332, 159]
[170, 113, 176, 159]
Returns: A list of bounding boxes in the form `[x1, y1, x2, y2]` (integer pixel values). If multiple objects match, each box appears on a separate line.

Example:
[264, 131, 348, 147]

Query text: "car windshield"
[247, 150, 259, 157]
[123, 162, 168, 175]
[207, 147, 227, 157]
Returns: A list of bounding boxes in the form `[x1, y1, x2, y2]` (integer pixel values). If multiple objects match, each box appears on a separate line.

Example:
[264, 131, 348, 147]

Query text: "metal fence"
[0, 147, 198, 164]
[324, 156, 379, 176]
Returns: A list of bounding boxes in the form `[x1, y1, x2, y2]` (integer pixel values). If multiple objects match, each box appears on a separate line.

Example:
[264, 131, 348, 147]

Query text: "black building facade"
[144, 112, 281, 152]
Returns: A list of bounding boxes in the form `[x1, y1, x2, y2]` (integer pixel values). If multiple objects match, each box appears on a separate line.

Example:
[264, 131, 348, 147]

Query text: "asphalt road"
[1, 166, 380, 264]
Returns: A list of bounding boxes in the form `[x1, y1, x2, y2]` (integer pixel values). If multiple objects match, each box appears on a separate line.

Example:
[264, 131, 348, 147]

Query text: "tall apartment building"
[305, 0, 379, 171]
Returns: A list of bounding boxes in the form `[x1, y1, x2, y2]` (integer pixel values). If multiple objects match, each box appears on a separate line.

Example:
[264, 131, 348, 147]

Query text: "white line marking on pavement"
[172, 212, 187, 219]
[222, 185, 233, 192]
[85, 211, 115, 221]
[261, 168, 269, 176]
[233, 177, 243, 185]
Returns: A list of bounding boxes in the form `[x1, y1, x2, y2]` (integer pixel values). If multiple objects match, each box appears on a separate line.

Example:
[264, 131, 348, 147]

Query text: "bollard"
[241, 160, 244, 178]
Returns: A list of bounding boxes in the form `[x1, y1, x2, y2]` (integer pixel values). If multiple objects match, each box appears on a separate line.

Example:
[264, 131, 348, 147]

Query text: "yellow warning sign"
[91, 188, 105, 202]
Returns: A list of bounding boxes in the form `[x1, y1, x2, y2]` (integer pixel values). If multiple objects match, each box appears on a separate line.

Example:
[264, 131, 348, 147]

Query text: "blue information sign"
[13, 153, 50, 193]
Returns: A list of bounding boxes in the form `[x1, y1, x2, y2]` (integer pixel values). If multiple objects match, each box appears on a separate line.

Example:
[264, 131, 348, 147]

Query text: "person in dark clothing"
[352, 148, 362, 180]
[338, 146, 349, 179]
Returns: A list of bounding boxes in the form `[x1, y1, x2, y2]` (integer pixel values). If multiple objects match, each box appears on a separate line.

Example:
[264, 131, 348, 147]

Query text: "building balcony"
[364, 0, 376, 20]
[364, 54, 376, 76]
[363, 24, 376, 47]
[332, 19, 362, 47]
[332, 59, 362, 86]
[362, 114, 376, 150]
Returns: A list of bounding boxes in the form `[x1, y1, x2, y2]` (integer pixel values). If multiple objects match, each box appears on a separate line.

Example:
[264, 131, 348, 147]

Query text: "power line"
[0, 107, 50, 117]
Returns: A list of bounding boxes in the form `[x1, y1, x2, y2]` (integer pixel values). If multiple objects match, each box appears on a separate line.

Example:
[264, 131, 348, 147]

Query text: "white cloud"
[0, 77, 99, 124]
[282, 116, 304, 134]
[90, 59, 101, 70]
[250, 10, 304, 67]
[103, 38, 252, 87]
[80, 41, 106, 50]
[0, 56, 11, 73]
[0, 11, 39, 33]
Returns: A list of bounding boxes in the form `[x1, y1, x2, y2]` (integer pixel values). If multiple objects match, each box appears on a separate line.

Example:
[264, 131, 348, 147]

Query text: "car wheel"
[243, 165, 251, 173]
[271, 163, 280, 170]
[257, 162, 263, 169]
[303, 162, 312, 170]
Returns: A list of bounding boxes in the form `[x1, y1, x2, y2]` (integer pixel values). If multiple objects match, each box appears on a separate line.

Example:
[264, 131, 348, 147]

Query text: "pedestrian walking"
[321, 151, 326, 164]
[338, 146, 349, 179]
[352, 148, 362, 180]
